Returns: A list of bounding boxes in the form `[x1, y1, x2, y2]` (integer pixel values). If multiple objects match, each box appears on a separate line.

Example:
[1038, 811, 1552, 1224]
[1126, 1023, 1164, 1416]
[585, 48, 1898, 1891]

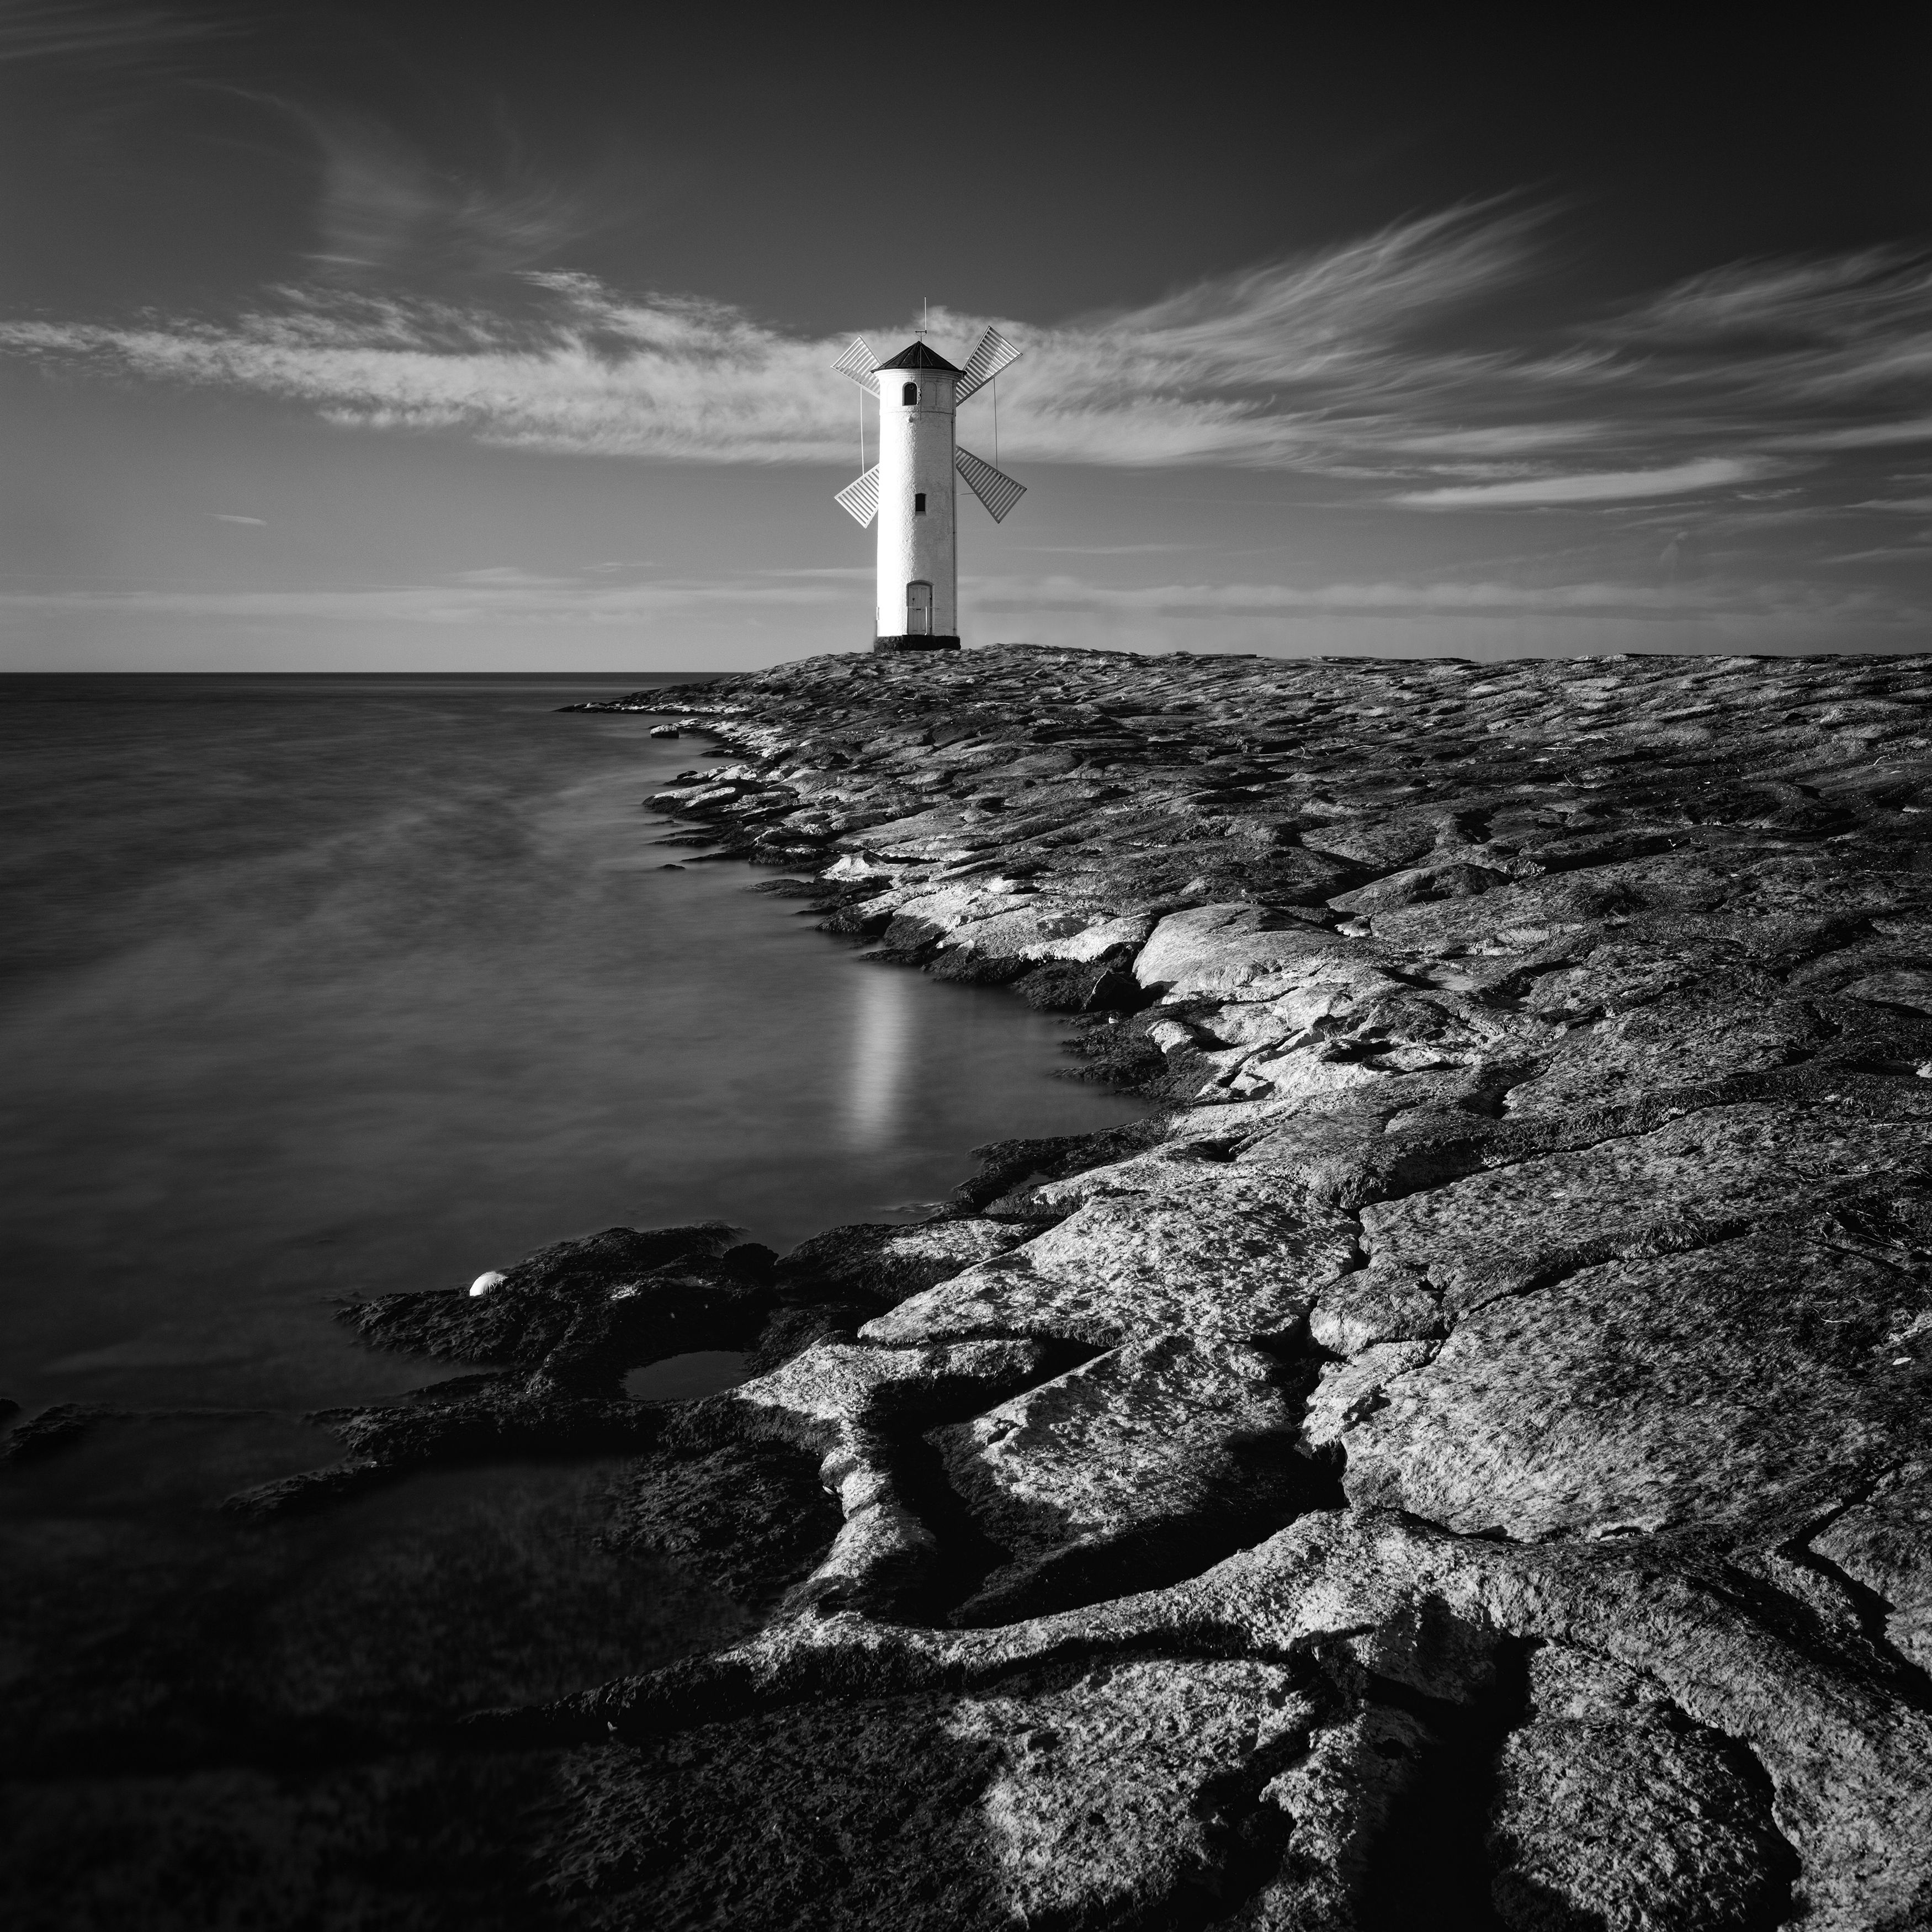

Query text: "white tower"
[832, 326, 1027, 654]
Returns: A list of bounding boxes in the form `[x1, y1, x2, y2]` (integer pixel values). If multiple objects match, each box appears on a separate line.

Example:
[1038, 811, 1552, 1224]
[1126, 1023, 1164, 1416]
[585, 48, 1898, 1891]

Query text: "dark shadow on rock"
[1479, 1638, 1800, 1932]
[1, 1402, 125, 1466]
[1012, 958, 1149, 1013]
[1355, 1644, 1533, 1932]
[937, 1331, 1346, 1628]
[925, 949, 1034, 987]
[744, 1301, 880, 1372]
[943, 1439, 1343, 1630]
[226, 1384, 668, 1518]
[8, 1461, 745, 1782]
[603, 1439, 843, 1610]
[1058, 1011, 1173, 1089]
[2, 1748, 573, 1932]
[883, 1426, 1021, 1623]
[539, 1696, 1011, 1932]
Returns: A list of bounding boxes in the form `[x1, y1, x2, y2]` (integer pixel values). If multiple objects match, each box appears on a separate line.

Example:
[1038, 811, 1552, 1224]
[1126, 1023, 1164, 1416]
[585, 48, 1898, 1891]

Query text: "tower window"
[901, 382, 918, 405]
[914, 492, 927, 514]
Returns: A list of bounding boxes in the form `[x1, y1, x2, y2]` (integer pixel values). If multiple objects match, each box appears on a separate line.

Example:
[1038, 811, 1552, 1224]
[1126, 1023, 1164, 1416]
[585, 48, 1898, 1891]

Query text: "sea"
[0, 674, 1142, 1918]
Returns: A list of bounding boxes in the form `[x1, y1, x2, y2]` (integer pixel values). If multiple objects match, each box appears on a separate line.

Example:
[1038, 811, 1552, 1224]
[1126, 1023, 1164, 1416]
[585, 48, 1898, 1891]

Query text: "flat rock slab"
[1134, 901, 1354, 1000]
[1489, 1645, 1797, 1930]
[934, 1335, 1323, 1622]
[862, 1189, 1359, 1351]
[774, 1218, 1031, 1305]
[1501, 985, 1830, 1117]
[1342, 1220, 1932, 1538]
[1361, 1098, 1932, 1313]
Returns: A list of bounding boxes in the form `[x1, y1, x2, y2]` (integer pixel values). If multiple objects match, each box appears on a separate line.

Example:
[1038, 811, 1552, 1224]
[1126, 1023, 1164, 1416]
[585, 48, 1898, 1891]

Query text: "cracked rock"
[1342, 1219, 1932, 1539]
[935, 1334, 1328, 1623]
[862, 1185, 1359, 1352]
[1811, 1458, 1932, 1677]
[1488, 1644, 1797, 1930]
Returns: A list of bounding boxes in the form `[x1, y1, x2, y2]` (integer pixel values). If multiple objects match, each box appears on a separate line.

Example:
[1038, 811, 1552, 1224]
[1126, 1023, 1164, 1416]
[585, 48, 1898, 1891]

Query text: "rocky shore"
[72, 641, 1932, 1928]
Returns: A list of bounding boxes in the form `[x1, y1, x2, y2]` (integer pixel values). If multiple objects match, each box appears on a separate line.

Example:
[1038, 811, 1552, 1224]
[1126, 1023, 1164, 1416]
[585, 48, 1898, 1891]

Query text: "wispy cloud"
[1023, 543, 1203, 555]
[1818, 540, 1932, 565]
[0, 1, 233, 65]
[260, 100, 612, 279]
[3, 206, 1930, 521]
[0, 204, 1523, 473]
[1780, 418, 1932, 450]
[210, 512, 264, 524]
[1393, 458, 1773, 507]
[1605, 252, 1932, 406]
[4, 7, 635, 284]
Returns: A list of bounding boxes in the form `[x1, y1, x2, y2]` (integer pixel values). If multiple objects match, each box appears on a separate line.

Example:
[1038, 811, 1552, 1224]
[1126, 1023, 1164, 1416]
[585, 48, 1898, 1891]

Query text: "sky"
[2, 3, 1929, 671]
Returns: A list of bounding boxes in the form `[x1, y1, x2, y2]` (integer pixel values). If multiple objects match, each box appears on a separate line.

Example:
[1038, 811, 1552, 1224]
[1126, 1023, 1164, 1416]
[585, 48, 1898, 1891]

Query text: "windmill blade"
[953, 326, 1022, 403]
[832, 336, 880, 395]
[835, 465, 881, 527]
[956, 446, 1026, 522]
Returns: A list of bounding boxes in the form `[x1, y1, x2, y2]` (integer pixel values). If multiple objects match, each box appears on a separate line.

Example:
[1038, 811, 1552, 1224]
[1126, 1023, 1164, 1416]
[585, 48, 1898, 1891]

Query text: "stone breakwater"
[348, 645, 1931, 1926]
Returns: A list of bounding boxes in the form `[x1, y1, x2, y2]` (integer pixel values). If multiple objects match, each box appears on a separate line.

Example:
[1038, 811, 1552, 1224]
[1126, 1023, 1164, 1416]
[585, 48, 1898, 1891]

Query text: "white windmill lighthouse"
[831, 325, 1027, 653]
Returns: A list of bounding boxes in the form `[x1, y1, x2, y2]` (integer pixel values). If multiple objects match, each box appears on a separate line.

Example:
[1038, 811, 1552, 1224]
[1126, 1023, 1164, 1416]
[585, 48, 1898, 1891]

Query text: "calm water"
[0, 673, 1139, 1419]
[0, 675, 1143, 1894]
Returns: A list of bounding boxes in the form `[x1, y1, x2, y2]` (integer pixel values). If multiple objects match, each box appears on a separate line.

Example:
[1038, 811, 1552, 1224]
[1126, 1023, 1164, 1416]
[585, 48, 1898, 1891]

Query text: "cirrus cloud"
[3, 208, 1930, 521]
[1392, 458, 1772, 507]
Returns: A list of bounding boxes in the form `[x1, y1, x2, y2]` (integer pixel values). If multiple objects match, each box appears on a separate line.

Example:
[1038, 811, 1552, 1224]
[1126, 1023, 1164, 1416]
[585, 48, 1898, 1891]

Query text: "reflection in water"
[0, 675, 1148, 1922]
[0, 675, 1144, 1423]
[843, 964, 916, 1148]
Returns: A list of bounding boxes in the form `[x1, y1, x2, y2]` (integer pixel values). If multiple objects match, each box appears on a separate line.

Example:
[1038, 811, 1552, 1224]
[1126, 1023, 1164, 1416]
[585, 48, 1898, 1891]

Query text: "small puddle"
[626, 1350, 754, 1402]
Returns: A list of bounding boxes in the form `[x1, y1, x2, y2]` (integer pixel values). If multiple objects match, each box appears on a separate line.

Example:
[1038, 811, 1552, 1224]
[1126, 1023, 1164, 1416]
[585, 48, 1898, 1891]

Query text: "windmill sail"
[953, 326, 1022, 403]
[831, 337, 880, 394]
[956, 447, 1025, 522]
[835, 464, 881, 527]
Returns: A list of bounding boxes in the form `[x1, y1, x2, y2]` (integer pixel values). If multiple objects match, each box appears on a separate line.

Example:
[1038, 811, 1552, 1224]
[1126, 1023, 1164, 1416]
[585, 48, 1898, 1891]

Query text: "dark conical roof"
[875, 341, 962, 373]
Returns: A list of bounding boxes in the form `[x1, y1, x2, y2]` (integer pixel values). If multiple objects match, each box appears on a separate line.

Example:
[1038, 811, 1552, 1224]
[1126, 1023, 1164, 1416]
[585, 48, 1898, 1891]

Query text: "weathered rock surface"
[1342, 1211, 1932, 1541]
[545, 1657, 1326, 1931]
[861, 1179, 1359, 1352]
[660, 1336, 1061, 1617]
[557, 1509, 1932, 1928]
[540, 643, 1932, 1928]
[1810, 1457, 1932, 1678]
[25, 644, 1932, 1926]
[1487, 1645, 1797, 1930]
[933, 1334, 1335, 1622]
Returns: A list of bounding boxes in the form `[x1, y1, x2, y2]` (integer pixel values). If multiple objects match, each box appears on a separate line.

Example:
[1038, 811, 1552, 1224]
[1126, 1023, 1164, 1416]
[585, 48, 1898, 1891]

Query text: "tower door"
[906, 580, 933, 635]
